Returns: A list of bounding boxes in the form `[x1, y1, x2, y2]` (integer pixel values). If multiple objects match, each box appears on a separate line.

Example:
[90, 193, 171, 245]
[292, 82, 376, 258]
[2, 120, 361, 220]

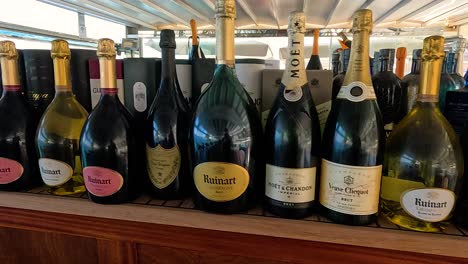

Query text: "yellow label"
[380, 176, 426, 202]
[146, 145, 181, 189]
[194, 162, 249, 202]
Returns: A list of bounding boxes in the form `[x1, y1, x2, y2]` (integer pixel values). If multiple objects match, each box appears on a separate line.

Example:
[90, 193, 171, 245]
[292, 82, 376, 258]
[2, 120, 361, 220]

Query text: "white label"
[90, 78, 100, 109]
[319, 159, 382, 215]
[283, 87, 303, 102]
[401, 188, 455, 222]
[133, 82, 147, 112]
[336, 81, 376, 102]
[236, 62, 265, 112]
[39, 158, 73, 186]
[265, 164, 316, 203]
[175, 64, 192, 102]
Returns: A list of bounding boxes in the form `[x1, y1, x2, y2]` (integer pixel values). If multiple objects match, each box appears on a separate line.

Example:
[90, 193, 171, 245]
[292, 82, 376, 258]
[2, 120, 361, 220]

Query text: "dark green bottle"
[439, 51, 458, 112]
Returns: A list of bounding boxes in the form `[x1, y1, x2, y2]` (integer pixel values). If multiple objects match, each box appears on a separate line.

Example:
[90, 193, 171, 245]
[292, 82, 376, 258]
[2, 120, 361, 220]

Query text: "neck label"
[337, 81, 376, 102]
[282, 34, 307, 91]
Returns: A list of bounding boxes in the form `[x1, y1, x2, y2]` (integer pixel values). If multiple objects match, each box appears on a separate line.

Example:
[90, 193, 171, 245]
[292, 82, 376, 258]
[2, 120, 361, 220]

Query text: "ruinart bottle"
[36, 39, 88, 195]
[264, 11, 321, 219]
[380, 36, 464, 232]
[320, 9, 385, 225]
[80, 39, 140, 204]
[145, 29, 192, 199]
[190, 0, 262, 213]
[0, 41, 40, 191]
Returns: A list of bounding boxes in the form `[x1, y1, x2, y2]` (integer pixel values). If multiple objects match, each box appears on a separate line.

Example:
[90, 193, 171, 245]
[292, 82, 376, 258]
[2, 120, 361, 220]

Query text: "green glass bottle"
[438, 51, 458, 112]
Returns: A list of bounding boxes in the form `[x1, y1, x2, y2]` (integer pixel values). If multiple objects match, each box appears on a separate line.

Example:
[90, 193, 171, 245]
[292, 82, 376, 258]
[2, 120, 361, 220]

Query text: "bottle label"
[265, 164, 316, 203]
[83, 166, 124, 197]
[146, 144, 181, 189]
[319, 159, 382, 215]
[401, 188, 455, 223]
[337, 81, 376, 102]
[0, 157, 24, 184]
[133, 82, 147, 112]
[283, 87, 303, 102]
[39, 158, 73, 186]
[194, 162, 249, 202]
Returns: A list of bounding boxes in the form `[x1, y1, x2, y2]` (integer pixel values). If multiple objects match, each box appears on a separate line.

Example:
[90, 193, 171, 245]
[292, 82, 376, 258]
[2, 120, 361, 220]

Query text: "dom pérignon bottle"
[0, 41, 40, 191]
[400, 49, 421, 116]
[320, 9, 385, 225]
[380, 36, 464, 232]
[264, 12, 321, 218]
[190, 0, 262, 213]
[80, 39, 140, 204]
[145, 30, 192, 199]
[306, 29, 322, 70]
[36, 40, 88, 195]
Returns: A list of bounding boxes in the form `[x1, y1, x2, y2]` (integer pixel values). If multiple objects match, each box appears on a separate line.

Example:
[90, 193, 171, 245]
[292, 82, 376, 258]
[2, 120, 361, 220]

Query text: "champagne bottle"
[36, 40, 88, 195]
[145, 30, 192, 199]
[189, 19, 205, 62]
[80, 39, 140, 204]
[264, 12, 321, 218]
[190, 0, 262, 213]
[0, 41, 40, 191]
[306, 29, 322, 70]
[331, 49, 350, 100]
[320, 9, 385, 225]
[395, 47, 406, 79]
[338, 32, 351, 49]
[439, 51, 458, 112]
[380, 36, 464, 232]
[447, 52, 465, 90]
[400, 49, 422, 116]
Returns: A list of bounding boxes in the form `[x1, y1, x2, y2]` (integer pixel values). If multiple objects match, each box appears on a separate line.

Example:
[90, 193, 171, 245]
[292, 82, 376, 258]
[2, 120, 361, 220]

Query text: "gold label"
[146, 145, 181, 189]
[319, 159, 382, 215]
[194, 162, 249, 202]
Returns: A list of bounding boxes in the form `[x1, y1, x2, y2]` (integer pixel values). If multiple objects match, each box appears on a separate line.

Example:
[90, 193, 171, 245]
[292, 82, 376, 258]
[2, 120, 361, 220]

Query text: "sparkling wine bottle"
[447, 52, 465, 90]
[380, 36, 464, 232]
[320, 9, 385, 225]
[331, 49, 350, 100]
[0, 41, 40, 191]
[80, 39, 140, 204]
[264, 11, 321, 219]
[306, 29, 322, 70]
[36, 40, 88, 195]
[190, 0, 262, 213]
[395, 47, 407, 79]
[400, 49, 421, 116]
[188, 19, 205, 62]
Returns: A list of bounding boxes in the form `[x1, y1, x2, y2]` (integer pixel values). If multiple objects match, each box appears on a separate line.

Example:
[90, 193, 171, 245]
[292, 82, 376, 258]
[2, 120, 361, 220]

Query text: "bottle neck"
[99, 57, 117, 89]
[0, 57, 20, 87]
[312, 29, 319, 56]
[281, 29, 307, 90]
[343, 30, 372, 86]
[418, 56, 443, 102]
[442, 58, 449, 73]
[216, 16, 235, 68]
[161, 48, 176, 80]
[53, 58, 72, 92]
[411, 59, 421, 74]
[379, 58, 393, 72]
[332, 61, 339, 74]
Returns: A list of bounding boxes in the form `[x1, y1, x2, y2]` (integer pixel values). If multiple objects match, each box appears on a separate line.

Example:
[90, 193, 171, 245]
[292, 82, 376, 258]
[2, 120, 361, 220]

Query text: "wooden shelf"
[0, 187, 467, 263]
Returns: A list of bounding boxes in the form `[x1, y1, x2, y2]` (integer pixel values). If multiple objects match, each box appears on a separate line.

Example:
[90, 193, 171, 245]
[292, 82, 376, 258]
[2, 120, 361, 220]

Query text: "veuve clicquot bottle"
[145, 30, 192, 199]
[189, 19, 205, 63]
[400, 49, 421, 116]
[306, 29, 322, 70]
[320, 9, 385, 225]
[264, 12, 321, 219]
[331, 49, 350, 100]
[190, 0, 262, 213]
[80, 39, 140, 204]
[380, 36, 464, 232]
[0, 41, 40, 191]
[36, 40, 88, 195]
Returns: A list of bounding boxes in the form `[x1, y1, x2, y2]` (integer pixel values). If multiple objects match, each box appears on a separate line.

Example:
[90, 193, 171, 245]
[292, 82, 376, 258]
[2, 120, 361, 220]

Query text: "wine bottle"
[331, 49, 350, 100]
[189, 19, 205, 62]
[380, 36, 464, 232]
[264, 12, 321, 218]
[80, 39, 140, 204]
[395, 47, 406, 79]
[320, 9, 385, 225]
[331, 52, 340, 77]
[145, 30, 192, 199]
[400, 49, 422, 116]
[372, 49, 403, 134]
[439, 51, 458, 112]
[190, 0, 262, 213]
[0, 41, 40, 191]
[36, 40, 88, 195]
[306, 29, 322, 70]
[448, 52, 465, 90]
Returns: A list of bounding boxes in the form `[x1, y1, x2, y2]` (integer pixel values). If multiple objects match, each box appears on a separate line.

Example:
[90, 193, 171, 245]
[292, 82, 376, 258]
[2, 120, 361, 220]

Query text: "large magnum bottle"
[447, 52, 465, 90]
[145, 30, 192, 199]
[190, 0, 262, 213]
[306, 29, 322, 70]
[0, 41, 40, 191]
[380, 36, 464, 232]
[439, 51, 458, 112]
[80, 39, 140, 204]
[320, 9, 385, 225]
[400, 49, 422, 116]
[264, 12, 321, 219]
[331, 49, 350, 100]
[36, 40, 88, 195]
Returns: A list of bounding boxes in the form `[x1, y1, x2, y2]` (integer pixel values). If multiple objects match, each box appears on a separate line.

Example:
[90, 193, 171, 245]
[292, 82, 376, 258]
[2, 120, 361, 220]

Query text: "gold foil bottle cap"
[0, 41, 18, 59]
[216, 0, 236, 19]
[51, 39, 71, 59]
[288, 11, 305, 33]
[421, 35, 445, 61]
[352, 9, 372, 33]
[97, 38, 116, 57]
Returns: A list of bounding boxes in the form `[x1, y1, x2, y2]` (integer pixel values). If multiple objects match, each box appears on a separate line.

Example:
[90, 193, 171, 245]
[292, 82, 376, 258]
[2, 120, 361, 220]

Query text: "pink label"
[83, 166, 124, 197]
[0, 157, 24, 184]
